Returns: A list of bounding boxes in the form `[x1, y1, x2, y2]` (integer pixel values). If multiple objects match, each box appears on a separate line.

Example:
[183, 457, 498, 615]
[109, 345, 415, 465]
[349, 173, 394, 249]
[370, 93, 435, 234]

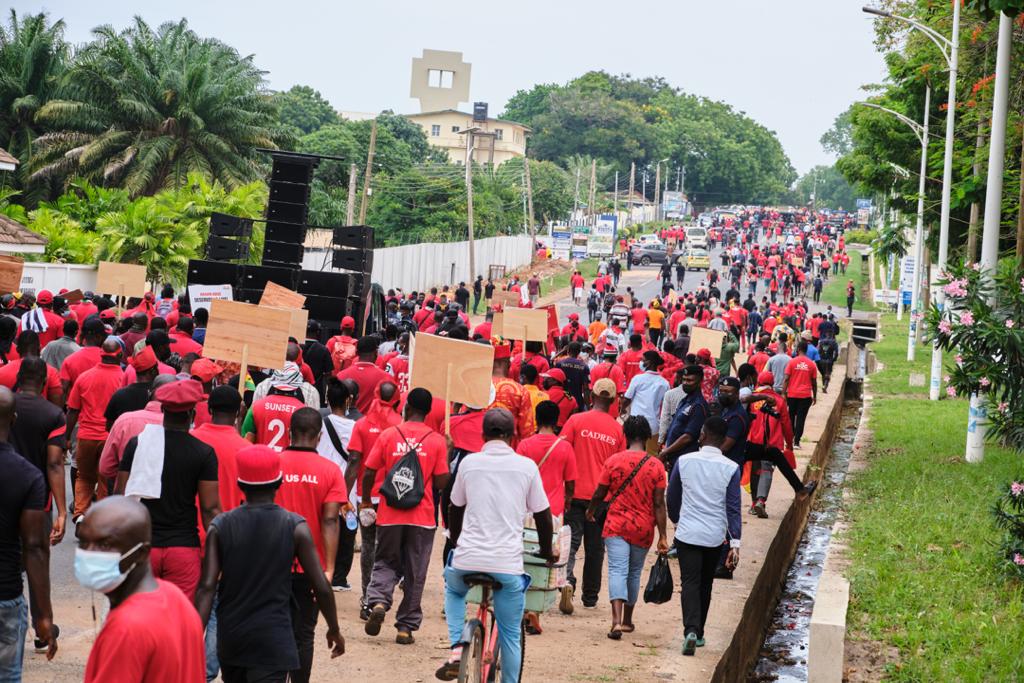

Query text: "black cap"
[719, 376, 741, 389]
[146, 330, 171, 347]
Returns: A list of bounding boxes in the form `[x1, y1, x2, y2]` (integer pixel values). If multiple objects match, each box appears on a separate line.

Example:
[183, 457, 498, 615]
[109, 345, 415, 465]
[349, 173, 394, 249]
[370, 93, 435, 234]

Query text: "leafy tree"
[38, 180, 129, 230]
[0, 10, 68, 203]
[367, 166, 467, 245]
[501, 83, 560, 126]
[32, 17, 280, 196]
[502, 157, 573, 224]
[793, 165, 858, 210]
[95, 197, 202, 283]
[24, 207, 97, 264]
[820, 108, 854, 156]
[272, 84, 339, 136]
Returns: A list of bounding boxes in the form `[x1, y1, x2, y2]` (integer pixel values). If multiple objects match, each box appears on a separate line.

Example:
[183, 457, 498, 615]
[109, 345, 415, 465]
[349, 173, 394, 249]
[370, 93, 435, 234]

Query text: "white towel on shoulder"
[22, 308, 48, 334]
[124, 423, 165, 499]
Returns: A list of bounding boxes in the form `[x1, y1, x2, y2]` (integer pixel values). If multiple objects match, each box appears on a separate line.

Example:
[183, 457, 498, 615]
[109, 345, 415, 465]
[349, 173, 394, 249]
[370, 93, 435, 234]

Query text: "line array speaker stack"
[206, 212, 253, 261]
[263, 154, 318, 269]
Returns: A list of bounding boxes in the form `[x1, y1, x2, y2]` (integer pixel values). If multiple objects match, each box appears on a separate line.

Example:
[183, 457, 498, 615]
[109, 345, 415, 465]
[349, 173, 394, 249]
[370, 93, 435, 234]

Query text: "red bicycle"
[454, 573, 524, 683]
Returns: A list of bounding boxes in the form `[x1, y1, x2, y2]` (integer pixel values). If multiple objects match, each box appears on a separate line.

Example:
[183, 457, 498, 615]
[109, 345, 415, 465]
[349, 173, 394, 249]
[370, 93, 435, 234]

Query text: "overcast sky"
[17, 0, 889, 176]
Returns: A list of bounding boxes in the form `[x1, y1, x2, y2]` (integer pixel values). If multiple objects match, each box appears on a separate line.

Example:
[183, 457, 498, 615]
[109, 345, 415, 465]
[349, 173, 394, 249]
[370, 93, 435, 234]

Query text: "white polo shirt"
[450, 440, 550, 575]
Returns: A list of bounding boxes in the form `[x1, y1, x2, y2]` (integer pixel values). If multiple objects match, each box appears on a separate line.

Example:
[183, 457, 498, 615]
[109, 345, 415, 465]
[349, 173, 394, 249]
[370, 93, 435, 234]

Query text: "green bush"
[844, 228, 877, 244]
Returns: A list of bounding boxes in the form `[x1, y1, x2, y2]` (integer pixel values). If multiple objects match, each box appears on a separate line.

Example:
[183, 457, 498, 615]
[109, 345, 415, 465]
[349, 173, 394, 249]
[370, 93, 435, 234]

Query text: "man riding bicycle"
[436, 408, 557, 682]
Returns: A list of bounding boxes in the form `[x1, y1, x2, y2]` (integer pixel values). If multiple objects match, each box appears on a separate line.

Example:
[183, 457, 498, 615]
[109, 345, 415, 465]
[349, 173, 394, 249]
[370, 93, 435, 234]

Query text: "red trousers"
[150, 546, 202, 599]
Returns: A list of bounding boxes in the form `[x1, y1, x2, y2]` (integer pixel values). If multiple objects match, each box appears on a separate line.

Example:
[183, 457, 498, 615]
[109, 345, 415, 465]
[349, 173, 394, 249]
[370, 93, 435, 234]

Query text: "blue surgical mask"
[75, 542, 144, 593]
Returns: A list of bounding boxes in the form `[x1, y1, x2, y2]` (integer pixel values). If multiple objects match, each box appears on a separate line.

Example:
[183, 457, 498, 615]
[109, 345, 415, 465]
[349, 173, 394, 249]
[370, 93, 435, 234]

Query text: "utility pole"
[524, 157, 536, 262]
[966, 44, 990, 263]
[588, 159, 596, 227]
[967, 12, 1013, 464]
[345, 163, 358, 226]
[572, 167, 581, 226]
[642, 169, 648, 222]
[676, 167, 681, 191]
[357, 120, 377, 225]
[613, 170, 619, 223]
[907, 85, 929, 363]
[654, 163, 662, 222]
[627, 162, 635, 227]
[463, 129, 477, 280]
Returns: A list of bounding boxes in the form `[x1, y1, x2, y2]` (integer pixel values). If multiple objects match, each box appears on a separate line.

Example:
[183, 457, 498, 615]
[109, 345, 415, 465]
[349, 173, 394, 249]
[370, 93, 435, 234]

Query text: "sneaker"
[435, 646, 463, 681]
[34, 624, 58, 652]
[558, 585, 574, 615]
[798, 480, 819, 499]
[359, 603, 370, 621]
[794, 440, 802, 449]
[682, 632, 698, 656]
[696, 637, 706, 648]
[582, 600, 598, 609]
[748, 503, 758, 516]
[395, 630, 415, 645]
[753, 500, 768, 518]
[714, 566, 733, 580]
[364, 604, 386, 636]
[332, 581, 352, 592]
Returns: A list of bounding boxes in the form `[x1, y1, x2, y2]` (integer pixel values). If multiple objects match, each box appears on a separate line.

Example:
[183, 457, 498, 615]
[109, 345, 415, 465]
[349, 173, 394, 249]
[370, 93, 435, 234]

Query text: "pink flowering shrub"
[994, 480, 1024, 580]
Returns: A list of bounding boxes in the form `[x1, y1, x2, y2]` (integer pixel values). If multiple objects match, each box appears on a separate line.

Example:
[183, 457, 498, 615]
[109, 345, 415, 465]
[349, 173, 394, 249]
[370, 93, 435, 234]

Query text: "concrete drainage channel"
[747, 394, 864, 682]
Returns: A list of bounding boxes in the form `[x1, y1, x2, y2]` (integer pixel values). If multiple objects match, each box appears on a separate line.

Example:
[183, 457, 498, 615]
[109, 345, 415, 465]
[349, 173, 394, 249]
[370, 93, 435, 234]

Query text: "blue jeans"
[0, 595, 27, 683]
[444, 565, 530, 683]
[605, 536, 648, 605]
[205, 595, 219, 681]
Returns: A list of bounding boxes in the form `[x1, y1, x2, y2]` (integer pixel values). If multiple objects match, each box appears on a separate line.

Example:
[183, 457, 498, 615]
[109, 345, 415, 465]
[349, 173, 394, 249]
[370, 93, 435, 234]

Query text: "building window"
[427, 69, 454, 89]
[494, 128, 503, 140]
[451, 125, 460, 133]
[430, 124, 440, 137]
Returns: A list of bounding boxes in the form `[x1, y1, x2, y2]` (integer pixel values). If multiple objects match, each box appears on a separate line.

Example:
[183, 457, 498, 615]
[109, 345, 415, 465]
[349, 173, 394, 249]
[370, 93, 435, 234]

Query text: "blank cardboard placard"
[262, 305, 309, 342]
[491, 311, 504, 338]
[689, 326, 726, 358]
[408, 332, 494, 407]
[204, 299, 292, 370]
[491, 289, 520, 309]
[97, 261, 147, 298]
[62, 289, 84, 303]
[0, 255, 24, 294]
[260, 281, 306, 309]
[501, 308, 549, 342]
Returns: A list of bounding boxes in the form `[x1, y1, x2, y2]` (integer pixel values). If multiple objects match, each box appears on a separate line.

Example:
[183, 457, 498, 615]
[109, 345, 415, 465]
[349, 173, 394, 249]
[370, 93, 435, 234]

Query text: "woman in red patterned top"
[587, 416, 668, 640]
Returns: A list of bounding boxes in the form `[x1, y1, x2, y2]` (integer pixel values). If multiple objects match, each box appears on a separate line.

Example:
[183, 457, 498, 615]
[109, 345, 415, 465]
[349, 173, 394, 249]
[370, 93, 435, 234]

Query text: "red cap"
[568, 313, 579, 321]
[99, 309, 116, 320]
[542, 368, 566, 384]
[155, 379, 204, 412]
[492, 303, 503, 313]
[757, 370, 775, 386]
[36, 290, 53, 305]
[236, 445, 282, 486]
[696, 348, 712, 360]
[341, 316, 356, 329]
[493, 343, 511, 360]
[130, 345, 158, 371]
[58, 288, 69, 295]
[190, 357, 223, 383]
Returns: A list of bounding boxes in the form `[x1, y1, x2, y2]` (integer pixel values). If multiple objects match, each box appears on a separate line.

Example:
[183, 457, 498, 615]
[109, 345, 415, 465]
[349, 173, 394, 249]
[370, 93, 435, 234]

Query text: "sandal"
[607, 625, 623, 640]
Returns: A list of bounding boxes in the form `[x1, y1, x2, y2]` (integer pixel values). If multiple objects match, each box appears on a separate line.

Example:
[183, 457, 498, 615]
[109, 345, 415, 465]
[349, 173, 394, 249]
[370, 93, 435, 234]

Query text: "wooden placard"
[61, 289, 84, 303]
[491, 289, 520, 309]
[262, 305, 309, 342]
[204, 299, 292, 371]
[491, 311, 505, 338]
[501, 307, 549, 342]
[408, 332, 494, 408]
[793, 257, 804, 267]
[97, 261, 147, 298]
[260, 281, 306, 309]
[0, 255, 24, 294]
[689, 326, 726, 358]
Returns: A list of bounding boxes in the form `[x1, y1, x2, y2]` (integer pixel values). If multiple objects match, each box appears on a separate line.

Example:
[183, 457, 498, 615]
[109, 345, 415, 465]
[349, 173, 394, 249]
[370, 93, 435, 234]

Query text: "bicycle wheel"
[458, 618, 484, 683]
[486, 619, 526, 683]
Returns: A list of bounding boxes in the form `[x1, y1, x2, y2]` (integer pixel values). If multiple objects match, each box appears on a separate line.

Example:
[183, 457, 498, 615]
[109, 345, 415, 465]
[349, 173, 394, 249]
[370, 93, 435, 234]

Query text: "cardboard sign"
[491, 289, 520, 310]
[260, 281, 306, 309]
[0, 255, 24, 294]
[62, 289, 84, 303]
[501, 308, 549, 342]
[262, 305, 309, 342]
[97, 261, 147, 298]
[491, 311, 505, 338]
[689, 326, 726, 358]
[204, 299, 291, 371]
[187, 284, 233, 312]
[408, 332, 494, 408]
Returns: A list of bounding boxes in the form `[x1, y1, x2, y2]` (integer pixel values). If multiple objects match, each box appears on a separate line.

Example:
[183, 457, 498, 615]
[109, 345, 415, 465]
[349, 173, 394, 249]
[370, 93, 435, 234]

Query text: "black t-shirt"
[104, 382, 151, 428]
[455, 287, 470, 308]
[11, 393, 66, 498]
[484, 282, 495, 298]
[120, 430, 218, 548]
[473, 279, 482, 295]
[555, 357, 590, 407]
[301, 340, 332, 403]
[0, 442, 45, 600]
[212, 503, 302, 669]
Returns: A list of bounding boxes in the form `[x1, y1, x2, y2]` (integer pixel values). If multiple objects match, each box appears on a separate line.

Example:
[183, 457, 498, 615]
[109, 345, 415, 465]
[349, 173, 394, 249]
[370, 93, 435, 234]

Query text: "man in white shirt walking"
[437, 409, 556, 682]
[666, 416, 741, 656]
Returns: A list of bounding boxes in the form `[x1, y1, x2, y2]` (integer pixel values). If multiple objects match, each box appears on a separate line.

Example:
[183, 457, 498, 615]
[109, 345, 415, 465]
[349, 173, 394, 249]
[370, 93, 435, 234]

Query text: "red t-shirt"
[599, 450, 666, 547]
[67, 363, 125, 440]
[617, 349, 644, 386]
[516, 433, 577, 517]
[337, 361, 394, 414]
[630, 308, 647, 330]
[190, 423, 247, 513]
[277, 447, 348, 570]
[348, 417, 392, 500]
[59, 346, 103, 388]
[785, 355, 818, 399]
[383, 355, 410, 394]
[0, 358, 62, 400]
[83, 579, 205, 683]
[364, 421, 448, 527]
[560, 410, 626, 501]
[168, 331, 203, 357]
[250, 394, 306, 451]
[808, 317, 823, 338]
[750, 352, 771, 374]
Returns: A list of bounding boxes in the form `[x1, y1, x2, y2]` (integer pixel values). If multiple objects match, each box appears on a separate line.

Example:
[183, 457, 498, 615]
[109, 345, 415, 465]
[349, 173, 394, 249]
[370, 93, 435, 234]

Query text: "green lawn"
[546, 258, 599, 295]
[821, 249, 869, 312]
[844, 312, 1024, 681]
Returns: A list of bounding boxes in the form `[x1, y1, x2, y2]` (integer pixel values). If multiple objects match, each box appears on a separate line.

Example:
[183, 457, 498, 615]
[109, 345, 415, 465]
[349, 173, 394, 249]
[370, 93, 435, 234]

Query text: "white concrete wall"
[302, 234, 533, 293]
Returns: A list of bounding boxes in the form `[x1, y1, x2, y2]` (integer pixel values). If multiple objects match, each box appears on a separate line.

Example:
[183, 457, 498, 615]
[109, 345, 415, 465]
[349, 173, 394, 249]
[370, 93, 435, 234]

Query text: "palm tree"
[871, 222, 909, 287]
[0, 11, 69, 202]
[96, 197, 203, 283]
[33, 17, 279, 196]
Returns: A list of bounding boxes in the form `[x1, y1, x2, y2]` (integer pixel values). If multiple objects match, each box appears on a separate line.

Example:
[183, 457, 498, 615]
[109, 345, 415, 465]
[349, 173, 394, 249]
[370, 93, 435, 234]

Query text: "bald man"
[79, 497, 205, 683]
[66, 338, 125, 528]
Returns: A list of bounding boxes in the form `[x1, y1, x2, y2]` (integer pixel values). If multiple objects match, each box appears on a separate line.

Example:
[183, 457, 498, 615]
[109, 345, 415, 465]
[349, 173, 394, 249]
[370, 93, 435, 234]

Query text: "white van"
[685, 226, 708, 249]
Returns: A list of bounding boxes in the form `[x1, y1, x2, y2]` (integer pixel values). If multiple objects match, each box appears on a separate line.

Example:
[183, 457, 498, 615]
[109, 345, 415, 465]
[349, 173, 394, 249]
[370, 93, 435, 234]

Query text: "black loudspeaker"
[187, 260, 242, 289]
[332, 247, 371, 272]
[209, 212, 254, 237]
[270, 156, 318, 184]
[234, 288, 263, 304]
[266, 200, 307, 226]
[296, 271, 353, 297]
[240, 264, 298, 291]
[305, 294, 359, 321]
[332, 225, 374, 250]
[269, 180, 310, 205]
[473, 102, 488, 121]
[264, 241, 304, 266]
[266, 221, 307, 244]
[205, 235, 250, 261]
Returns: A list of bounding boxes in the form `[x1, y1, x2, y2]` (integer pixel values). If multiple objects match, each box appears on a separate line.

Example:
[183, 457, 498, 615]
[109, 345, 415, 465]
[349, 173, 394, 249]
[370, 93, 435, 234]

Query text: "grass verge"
[546, 258, 599, 294]
[821, 249, 868, 312]
[844, 312, 1024, 681]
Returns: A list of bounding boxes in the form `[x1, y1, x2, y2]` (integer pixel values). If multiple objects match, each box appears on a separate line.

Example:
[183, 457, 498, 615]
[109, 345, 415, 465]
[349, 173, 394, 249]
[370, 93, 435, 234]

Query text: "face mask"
[75, 542, 143, 593]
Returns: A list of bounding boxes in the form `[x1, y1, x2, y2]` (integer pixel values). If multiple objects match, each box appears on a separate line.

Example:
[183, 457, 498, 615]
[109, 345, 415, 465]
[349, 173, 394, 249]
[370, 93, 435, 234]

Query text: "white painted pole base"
[929, 345, 942, 400]
[907, 312, 917, 361]
[965, 393, 986, 463]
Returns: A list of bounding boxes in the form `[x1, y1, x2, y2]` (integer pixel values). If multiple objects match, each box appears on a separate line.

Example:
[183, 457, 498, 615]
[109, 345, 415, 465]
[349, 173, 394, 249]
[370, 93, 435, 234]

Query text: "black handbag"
[643, 554, 674, 604]
[378, 427, 426, 510]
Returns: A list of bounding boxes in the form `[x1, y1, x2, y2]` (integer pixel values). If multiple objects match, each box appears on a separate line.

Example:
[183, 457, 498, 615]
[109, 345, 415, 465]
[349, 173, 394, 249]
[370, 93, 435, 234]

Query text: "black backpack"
[379, 427, 427, 510]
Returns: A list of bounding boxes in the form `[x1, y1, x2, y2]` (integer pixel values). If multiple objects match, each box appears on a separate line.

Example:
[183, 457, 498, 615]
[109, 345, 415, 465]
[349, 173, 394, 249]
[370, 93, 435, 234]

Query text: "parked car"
[630, 243, 669, 266]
